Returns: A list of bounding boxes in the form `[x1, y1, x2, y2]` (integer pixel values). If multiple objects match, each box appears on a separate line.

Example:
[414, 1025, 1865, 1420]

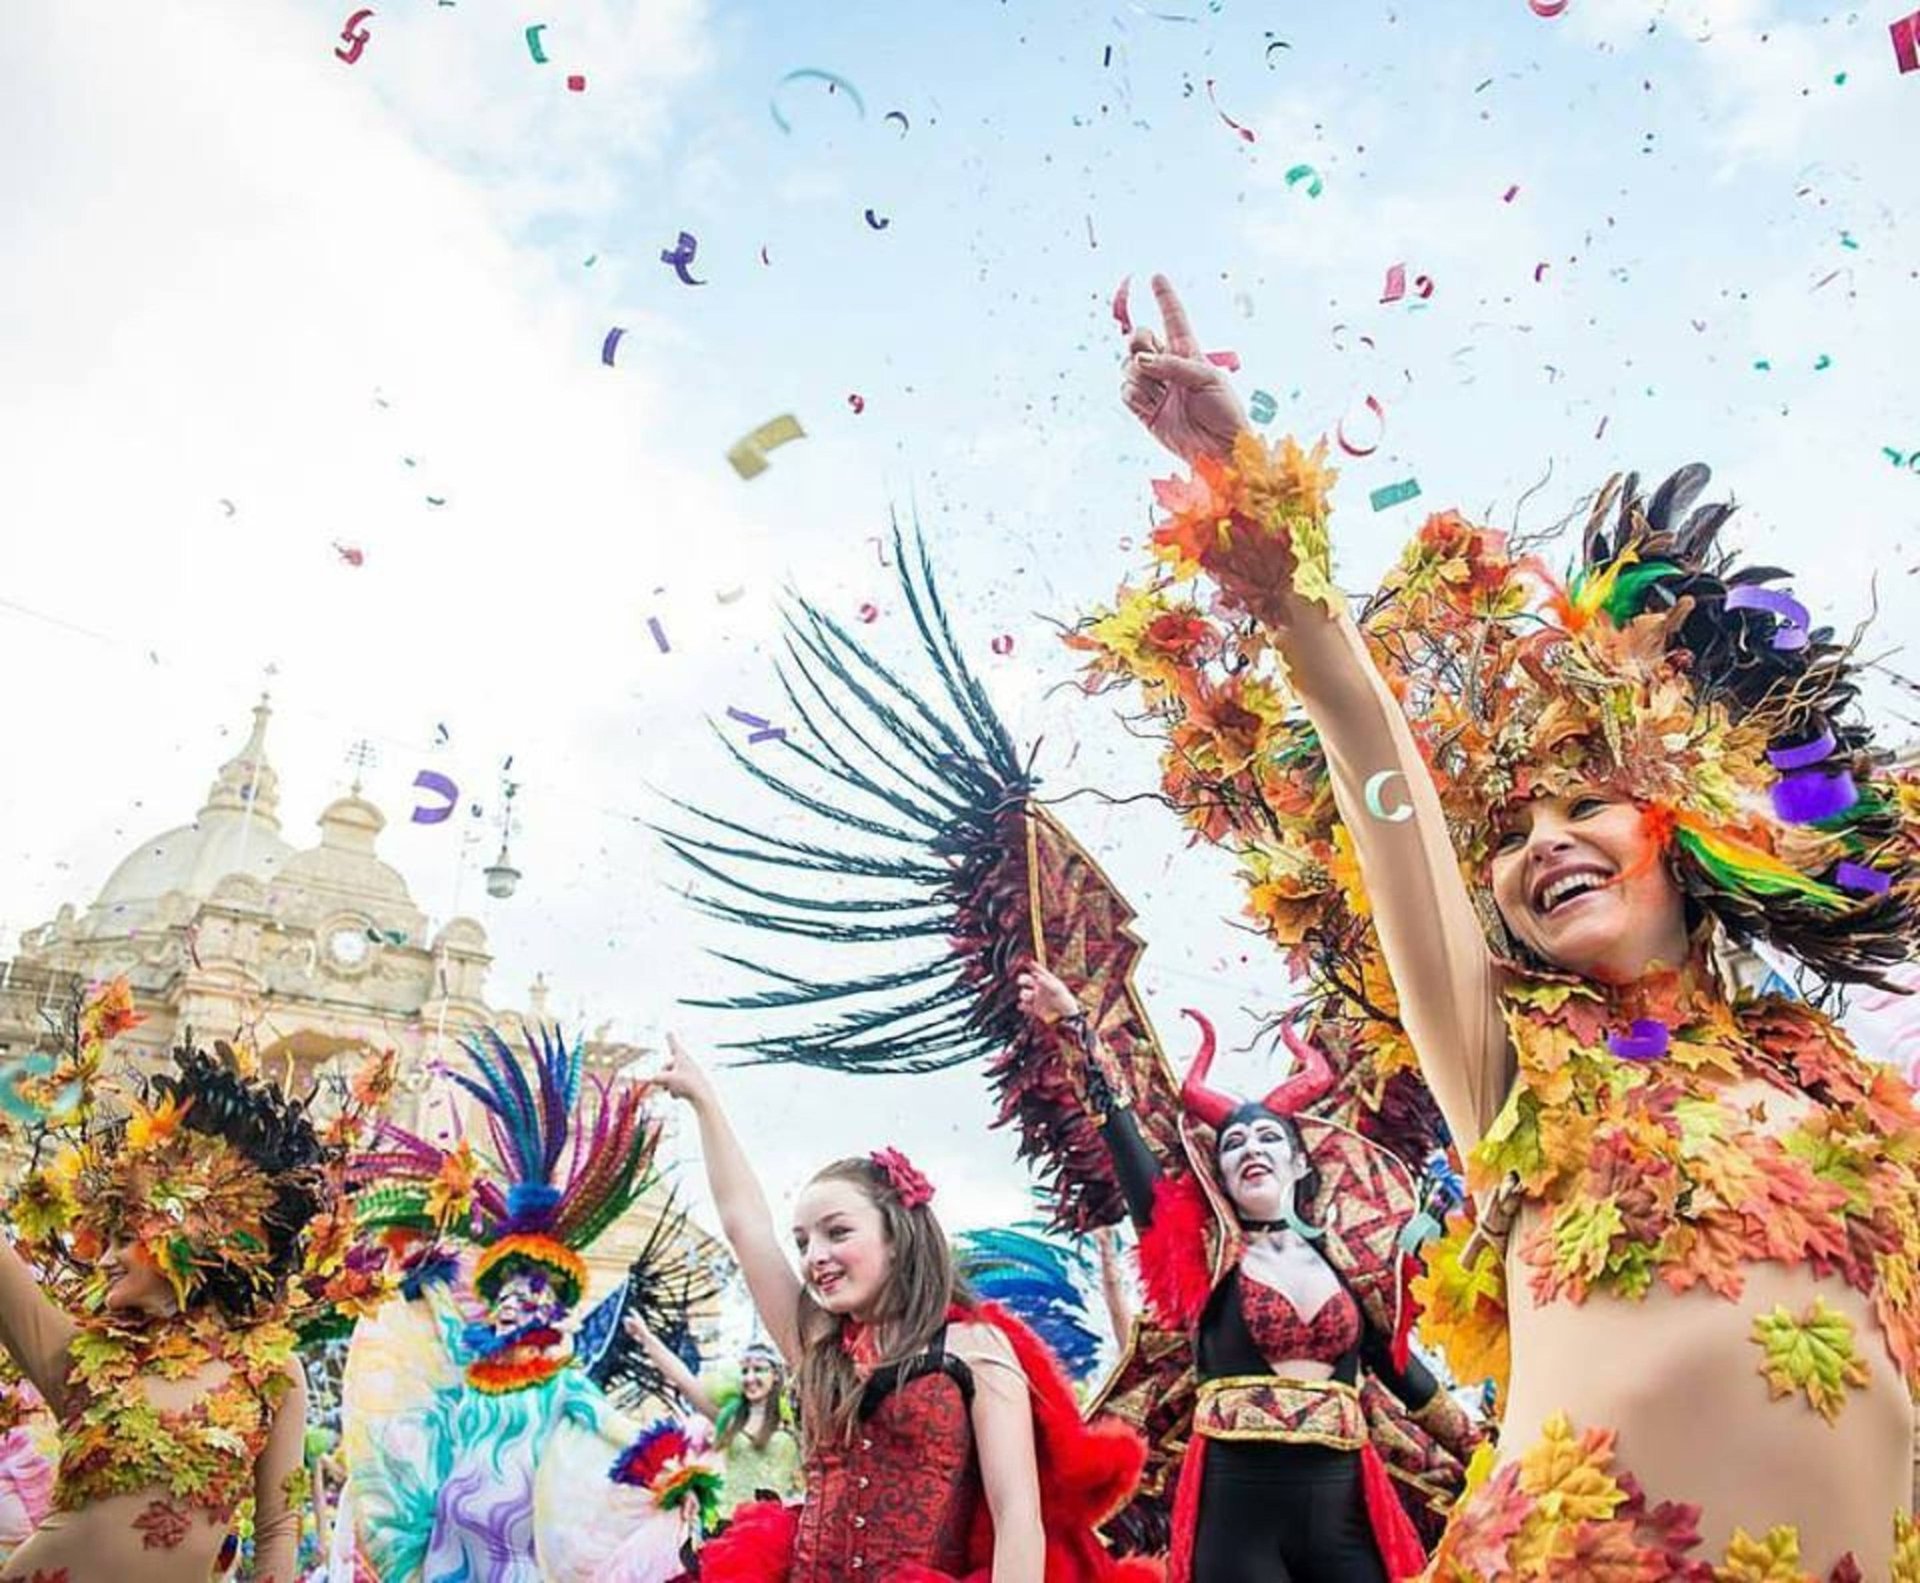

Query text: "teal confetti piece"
[1368, 478, 1422, 512]
[1248, 389, 1277, 424]
[1813, 354, 1832, 371]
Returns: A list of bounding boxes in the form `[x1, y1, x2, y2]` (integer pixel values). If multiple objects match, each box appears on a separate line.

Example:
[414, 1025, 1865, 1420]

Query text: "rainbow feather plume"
[1673, 817, 1851, 912]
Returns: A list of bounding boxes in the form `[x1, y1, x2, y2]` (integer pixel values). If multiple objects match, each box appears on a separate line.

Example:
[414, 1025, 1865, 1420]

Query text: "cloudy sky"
[4, 0, 1918, 1263]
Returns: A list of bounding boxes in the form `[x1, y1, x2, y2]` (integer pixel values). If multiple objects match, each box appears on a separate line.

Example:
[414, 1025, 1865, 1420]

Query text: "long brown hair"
[792, 1156, 970, 1446]
[716, 1347, 789, 1453]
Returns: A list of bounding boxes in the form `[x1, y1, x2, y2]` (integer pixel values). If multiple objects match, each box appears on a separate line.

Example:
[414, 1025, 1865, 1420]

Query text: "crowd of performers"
[0, 270, 1918, 1580]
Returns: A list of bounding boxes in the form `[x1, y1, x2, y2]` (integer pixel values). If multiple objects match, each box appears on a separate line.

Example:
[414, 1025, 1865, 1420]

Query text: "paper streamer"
[727, 414, 807, 480]
[1607, 1019, 1669, 1062]
[1204, 78, 1256, 142]
[1363, 769, 1414, 822]
[1284, 164, 1323, 198]
[1337, 395, 1386, 457]
[1725, 585, 1810, 651]
[411, 770, 459, 825]
[660, 232, 706, 287]
[335, 8, 374, 64]
[770, 68, 867, 133]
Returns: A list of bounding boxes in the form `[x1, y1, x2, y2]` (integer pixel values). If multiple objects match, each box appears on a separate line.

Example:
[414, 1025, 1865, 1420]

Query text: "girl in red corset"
[652, 1036, 1155, 1583]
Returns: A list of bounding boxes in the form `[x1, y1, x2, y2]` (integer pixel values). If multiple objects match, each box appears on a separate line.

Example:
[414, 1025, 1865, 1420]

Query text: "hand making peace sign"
[1118, 274, 1248, 465]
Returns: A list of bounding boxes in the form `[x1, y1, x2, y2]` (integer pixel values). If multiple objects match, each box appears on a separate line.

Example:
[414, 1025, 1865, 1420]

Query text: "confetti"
[1533, 262, 1550, 283]
[410, 770, 459, 825]
[1204, 349, 1242, 373]
[858, 602, 880, 624]
[864, 208, 890, 230]
[1727, 585, 1810, 651]
[1765, 728, 1835, 771]
[1337, 394, 1386, 457]
[1529, 0, 1571, 15]
[567, 74, 585, 91]
[770, 68, 867, 134]
[524, 22, 548, 64]
[1204, 78, 1256, 143]
[1362, 769, 1414, 822]
[333, 541, 365, 567]
[726, 414, 806, 480]
[1368, 479, 1422, 512]
[990, 635, 1015, 656]
[601, 327, 625, 366]
[884, 109, 910, 134]
[1380, 264, 1435, 304]
[726, 707, 788, 746]
[1892, 10, 1920, 74]
[1813, 354, 1832, 371]
[848, 393, 866, 414]
[1836, 862, 1892, 896]
[1248, 389, 1277, 424]
[1771, 769, 1858, 824]
[1607, 1020, 1669, 1062]
[1112, 276, 1133, 335]
[715, 586, 747, 604]
[1284, 163, 1323, 198]
[336, 8, 373, 64]
[647, 616, 671, 653]
[1502, 183, 1520, 202]
[660, 231, 705, 286]
[1265, 39, 1291, 64]
[219, 498, 236, 516]
[867, 535, 891, 566]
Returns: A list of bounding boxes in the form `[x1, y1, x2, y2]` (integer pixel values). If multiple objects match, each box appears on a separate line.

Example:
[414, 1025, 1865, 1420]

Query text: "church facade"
[0, 697, 721, 1311]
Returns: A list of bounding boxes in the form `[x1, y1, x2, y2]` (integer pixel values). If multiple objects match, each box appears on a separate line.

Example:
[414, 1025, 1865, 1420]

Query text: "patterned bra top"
[1238, 1278, 1361, 1366]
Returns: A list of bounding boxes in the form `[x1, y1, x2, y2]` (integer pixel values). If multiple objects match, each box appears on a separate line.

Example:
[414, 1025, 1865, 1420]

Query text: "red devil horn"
[1263, 1023, 1335, 1117]
[1178, 1009, 1238, 1130]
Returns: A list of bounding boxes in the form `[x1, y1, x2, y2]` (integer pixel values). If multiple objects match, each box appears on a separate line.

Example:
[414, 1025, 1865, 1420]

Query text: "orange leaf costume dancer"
[1071, 421, 1920, 1576]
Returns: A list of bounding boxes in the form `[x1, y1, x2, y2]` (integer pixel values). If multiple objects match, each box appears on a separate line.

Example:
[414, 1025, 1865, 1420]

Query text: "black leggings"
[1190, 1439, 1387, 1583]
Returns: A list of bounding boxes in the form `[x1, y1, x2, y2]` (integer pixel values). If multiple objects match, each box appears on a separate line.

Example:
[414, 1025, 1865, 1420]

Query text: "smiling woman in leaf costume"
[0, 982, 331, 1583]
[1080, 274, 1920, 1577]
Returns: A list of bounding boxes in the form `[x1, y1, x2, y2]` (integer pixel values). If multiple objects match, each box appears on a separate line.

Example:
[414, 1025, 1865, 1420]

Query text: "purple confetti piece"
[1725, 584, 1811, 651]
[1766, 727, 1836, 771]
[410, 769, 459, 825]
[726, 707, 771, 730]
[747, 727, 788, 745]
[1607, 1019, 1670, 1062]
[601, 327, 625, 366]
[647, 617, 671, 653]
[660, 231, 706, 286]
[1771, 768, 1859, 824]
[1835, 861, 1892, 896]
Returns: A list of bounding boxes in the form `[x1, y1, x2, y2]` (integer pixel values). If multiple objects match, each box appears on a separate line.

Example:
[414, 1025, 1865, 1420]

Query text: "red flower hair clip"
[869, 1146, 936, 1210]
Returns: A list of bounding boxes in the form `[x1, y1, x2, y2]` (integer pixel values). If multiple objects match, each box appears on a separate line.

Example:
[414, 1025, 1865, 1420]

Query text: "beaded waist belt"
[1192, 1375, 1365, 1450]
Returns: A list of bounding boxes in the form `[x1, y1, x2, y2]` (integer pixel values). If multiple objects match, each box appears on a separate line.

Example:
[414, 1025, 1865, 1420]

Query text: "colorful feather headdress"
[350, 1023, 661, 1313]
[1071, 436, 1920, 1036]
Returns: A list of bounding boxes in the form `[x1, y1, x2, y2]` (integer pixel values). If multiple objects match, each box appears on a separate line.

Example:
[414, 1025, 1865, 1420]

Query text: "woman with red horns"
[1019, 965, 1480, 1583]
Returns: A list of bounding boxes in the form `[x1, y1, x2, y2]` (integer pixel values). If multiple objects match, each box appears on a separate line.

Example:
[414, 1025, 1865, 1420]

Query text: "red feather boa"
[698, 1302, 1160, 1582]
[1135, 1173, 1218, 1331]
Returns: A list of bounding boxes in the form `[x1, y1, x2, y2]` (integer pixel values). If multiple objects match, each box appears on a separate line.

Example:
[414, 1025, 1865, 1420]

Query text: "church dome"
[86, 697, 295, 935]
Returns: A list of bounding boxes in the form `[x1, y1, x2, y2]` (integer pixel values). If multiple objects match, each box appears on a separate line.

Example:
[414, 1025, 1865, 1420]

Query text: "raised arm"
[1120, 275, 1510, 1152]
[1092, 1226, 1136, 1346]
[654, 1036, 803, 1367]
[1016, 967, 1163, 1228]
[622, 1311, 720, 1418]
[0, 1234, 77, 1411]
[249, 1363, 311, 1583]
